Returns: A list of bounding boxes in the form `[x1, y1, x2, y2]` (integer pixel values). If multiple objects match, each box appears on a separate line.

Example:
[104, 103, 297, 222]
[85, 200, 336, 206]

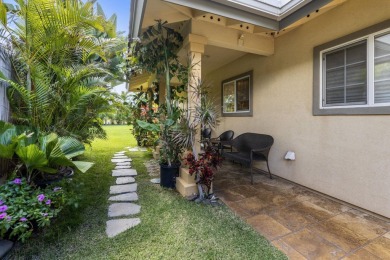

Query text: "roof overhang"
[128, 0, 346, 89]
[129, 0, 335, 40]
[129, 0, 147, 40]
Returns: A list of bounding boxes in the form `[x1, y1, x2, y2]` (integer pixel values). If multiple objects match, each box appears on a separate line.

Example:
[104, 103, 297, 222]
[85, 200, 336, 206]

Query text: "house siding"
[207, 0, 390, 217]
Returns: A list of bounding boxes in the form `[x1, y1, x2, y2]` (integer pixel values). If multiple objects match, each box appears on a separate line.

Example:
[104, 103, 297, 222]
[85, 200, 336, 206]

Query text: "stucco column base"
[176, 167, 198, 197]
[153, 146, 160, 160]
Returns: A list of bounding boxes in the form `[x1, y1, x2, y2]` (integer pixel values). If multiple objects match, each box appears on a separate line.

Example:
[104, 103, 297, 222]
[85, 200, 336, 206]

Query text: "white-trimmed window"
[222, 71, 253, 117]
[321, 30, 390, 108]
[313, 20, 390, 115]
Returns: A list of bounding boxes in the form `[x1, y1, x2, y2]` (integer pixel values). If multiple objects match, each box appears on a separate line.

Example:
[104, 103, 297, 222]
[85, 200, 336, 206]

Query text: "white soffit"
[211, 0, 313, 20]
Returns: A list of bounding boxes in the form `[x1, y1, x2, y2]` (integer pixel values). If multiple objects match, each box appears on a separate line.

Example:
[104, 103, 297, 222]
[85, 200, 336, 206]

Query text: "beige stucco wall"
[206, 0, 390, 218]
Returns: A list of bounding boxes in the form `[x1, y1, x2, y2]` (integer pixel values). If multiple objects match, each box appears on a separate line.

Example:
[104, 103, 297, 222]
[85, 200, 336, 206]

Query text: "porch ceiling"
[128, 0, 347, 90]
[177, 45, 246, 76]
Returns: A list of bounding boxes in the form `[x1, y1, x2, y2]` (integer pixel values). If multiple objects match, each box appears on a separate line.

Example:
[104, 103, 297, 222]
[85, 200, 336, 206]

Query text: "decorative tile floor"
[213, 162, 390, 259]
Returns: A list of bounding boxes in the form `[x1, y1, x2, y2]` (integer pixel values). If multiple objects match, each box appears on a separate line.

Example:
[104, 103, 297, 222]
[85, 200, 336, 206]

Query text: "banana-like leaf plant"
[0, 121, 93, 183]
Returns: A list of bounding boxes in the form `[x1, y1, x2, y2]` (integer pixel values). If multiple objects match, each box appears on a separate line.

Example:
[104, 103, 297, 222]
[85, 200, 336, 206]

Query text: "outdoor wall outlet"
[285, 151, 295, 160]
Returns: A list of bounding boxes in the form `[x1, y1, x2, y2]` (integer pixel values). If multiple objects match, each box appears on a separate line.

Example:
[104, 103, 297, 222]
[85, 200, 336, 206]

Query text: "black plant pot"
[34, 166, 74, 188]
[160, 163, 180, 189]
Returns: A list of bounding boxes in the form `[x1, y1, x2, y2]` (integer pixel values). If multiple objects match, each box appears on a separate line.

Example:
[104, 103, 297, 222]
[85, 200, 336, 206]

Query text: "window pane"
[324, 41, 367, 106]
[223, 82, 235, 112]
[346, 43, 366, 65]
[346, 63, 366, 85]
[326, 68, 344, 88]
[326, 49, 344, 69]
[375, 33, 390, 103]
[326, 87, 345, 104]
[374, 80, 390, 103]
[346, 84, 367, 103]
[346, 63, 367, 103]
[325, 49, 345, 105]
[236, 77, 250, 111]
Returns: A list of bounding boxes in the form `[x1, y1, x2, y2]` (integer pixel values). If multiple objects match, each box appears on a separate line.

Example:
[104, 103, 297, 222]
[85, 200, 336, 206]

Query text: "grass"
[8, 125, 286, 259]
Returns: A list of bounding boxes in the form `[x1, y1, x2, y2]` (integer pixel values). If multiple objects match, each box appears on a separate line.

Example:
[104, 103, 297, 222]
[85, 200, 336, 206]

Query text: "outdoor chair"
[210, 130, 234, 153]
[201, 128, 212, 140]
[222, 133, 274, 184]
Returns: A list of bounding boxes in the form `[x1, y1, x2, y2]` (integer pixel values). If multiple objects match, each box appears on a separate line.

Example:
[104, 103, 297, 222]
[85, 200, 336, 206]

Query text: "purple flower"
[53, 187, 62, 192]
[6, 216, 11, 221]
[37, 194, 45, 202]
[0, 205, 8, 212]
[0, 200, 3, 205]
[13, 178, 22, 185]
[45, 200, 51, 205]
[0, 213, 7, 219]
[20, 217, 27, 222]
[41, 213, 48, 217]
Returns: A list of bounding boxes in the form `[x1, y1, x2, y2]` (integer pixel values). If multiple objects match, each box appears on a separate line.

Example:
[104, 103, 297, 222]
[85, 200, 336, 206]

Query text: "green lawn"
[9, 125, 286, 259]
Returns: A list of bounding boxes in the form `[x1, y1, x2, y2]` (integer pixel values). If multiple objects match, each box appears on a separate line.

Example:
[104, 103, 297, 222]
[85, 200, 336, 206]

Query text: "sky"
[96, 0, 131, 36]
[96, 0, 131, 93]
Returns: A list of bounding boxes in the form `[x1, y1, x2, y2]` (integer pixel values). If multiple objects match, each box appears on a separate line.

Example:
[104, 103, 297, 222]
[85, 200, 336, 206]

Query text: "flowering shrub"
[0, 178, 66, 242]
[184, 147, 222, 194]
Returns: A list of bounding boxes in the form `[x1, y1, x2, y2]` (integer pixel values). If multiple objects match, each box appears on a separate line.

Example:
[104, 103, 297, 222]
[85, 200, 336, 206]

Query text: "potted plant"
[130, 20, 186, 188]
[136, 104, 184, 188]
[172, 78, 221, 200]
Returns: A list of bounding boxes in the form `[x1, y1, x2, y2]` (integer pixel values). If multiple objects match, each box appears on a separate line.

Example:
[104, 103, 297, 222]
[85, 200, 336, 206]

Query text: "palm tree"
[0, 0, 126, 143]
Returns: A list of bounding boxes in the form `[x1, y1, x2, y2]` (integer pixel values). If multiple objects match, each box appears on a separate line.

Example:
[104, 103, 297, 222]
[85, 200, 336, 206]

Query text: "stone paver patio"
[213, 161, 390, 259]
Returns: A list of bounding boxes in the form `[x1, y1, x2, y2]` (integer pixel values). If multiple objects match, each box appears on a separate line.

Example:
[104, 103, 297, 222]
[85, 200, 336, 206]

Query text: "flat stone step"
[108, 203, 141, 217]
[114, 153, 125, 157]
[110, 184, 137, 194]
[128, 147, 139, 152]
[112, 156, 129, 159]
[115, 165, 131, 170]
[112, 169, 137, 177]
[109, 192, 138, 202]
[116, 177, 135, 185]
[139, 147, 148, 152]
[0, 240, 13, 258]
[111, 158, 132, 163]
[116, 162, 131, 166]
[106, 218, 141, 238]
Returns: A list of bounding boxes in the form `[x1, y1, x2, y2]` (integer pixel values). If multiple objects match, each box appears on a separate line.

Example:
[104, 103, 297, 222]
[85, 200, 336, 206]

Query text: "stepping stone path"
[116, 162, 131, 166]
[111, 158, 132, 163]
[112, 169, 137, 177]
[110, 184, 137, 194]
[115, 165, 131, 170]
[106, 150, 141, 238]
[116, 177, 135, 185]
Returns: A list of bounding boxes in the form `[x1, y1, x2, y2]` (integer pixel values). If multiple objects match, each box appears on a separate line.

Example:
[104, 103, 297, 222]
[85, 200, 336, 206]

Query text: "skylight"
[211, 0, 313, 20]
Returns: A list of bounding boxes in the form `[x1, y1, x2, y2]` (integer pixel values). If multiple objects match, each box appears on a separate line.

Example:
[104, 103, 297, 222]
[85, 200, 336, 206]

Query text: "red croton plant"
[184, 146, 222, 194]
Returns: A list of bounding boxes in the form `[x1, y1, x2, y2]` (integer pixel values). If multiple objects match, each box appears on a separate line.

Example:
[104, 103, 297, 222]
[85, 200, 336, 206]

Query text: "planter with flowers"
[0, 178, 66, 242]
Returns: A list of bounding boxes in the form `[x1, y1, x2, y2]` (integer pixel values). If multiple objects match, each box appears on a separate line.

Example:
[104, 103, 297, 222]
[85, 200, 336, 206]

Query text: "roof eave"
[129, 0, 147, 40]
